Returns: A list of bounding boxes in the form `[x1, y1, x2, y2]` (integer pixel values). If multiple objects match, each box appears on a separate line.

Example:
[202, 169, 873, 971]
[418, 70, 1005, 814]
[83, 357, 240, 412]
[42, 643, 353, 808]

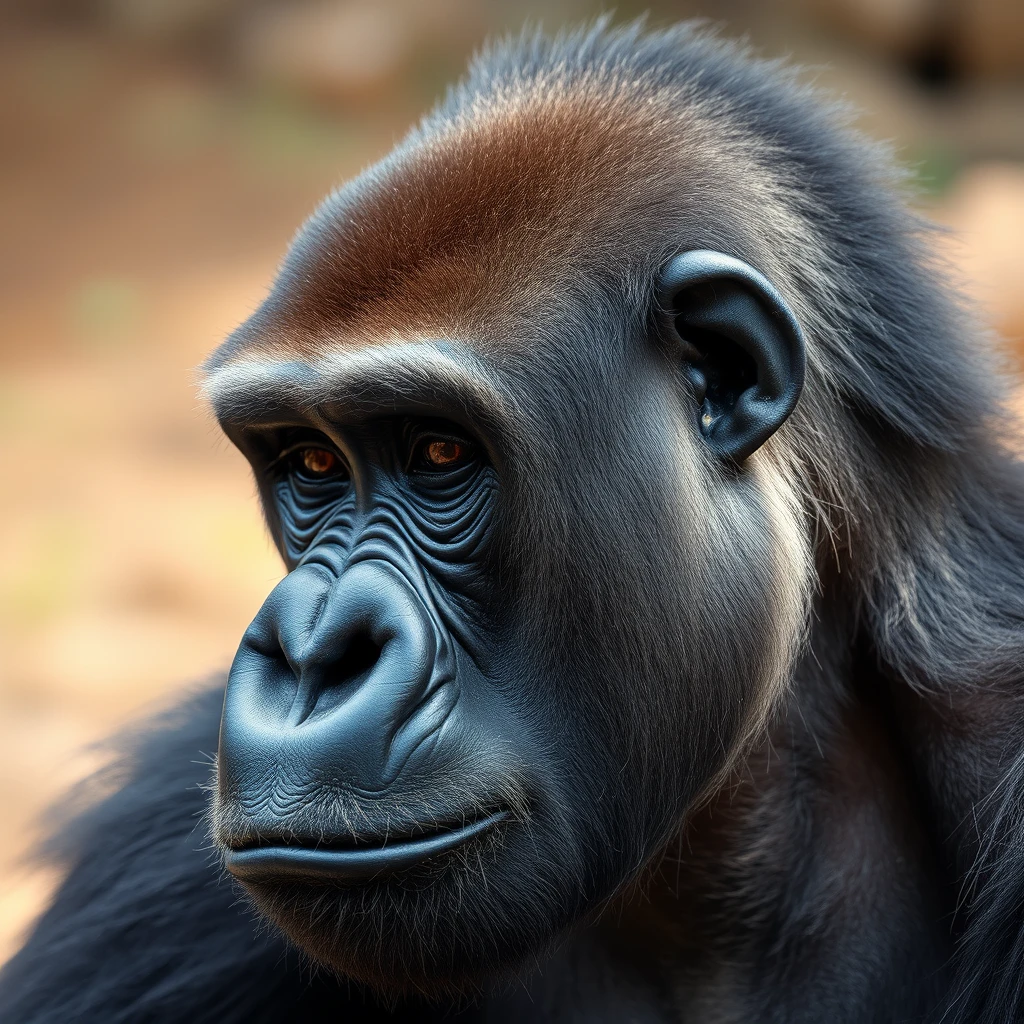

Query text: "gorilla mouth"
[223, 809, 509, 883]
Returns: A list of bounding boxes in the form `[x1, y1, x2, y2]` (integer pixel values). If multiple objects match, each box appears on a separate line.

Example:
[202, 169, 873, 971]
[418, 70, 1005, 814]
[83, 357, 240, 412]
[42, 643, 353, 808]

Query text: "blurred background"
[1, 0, 1022, 964]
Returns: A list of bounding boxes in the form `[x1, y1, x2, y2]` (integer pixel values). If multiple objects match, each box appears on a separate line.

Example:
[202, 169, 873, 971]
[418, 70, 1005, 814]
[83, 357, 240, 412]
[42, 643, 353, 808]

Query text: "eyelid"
[266, 439, 345, 475]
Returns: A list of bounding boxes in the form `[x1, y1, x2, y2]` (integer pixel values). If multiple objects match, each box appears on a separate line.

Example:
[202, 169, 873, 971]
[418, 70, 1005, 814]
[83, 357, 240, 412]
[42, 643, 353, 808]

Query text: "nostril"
[292, 630, 384, 724]
[338, 631, 383, 685]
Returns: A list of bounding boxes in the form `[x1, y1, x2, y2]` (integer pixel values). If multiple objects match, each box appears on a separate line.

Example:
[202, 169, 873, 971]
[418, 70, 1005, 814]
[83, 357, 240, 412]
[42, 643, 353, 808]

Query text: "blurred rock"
[2, 0, 251, 50]
[96, 0, 241, 44]
[803, 0, 934, 58]
[803, 0, 1024, 81]
[236, 0, 474, 103]
[959, 0, 1024, 79]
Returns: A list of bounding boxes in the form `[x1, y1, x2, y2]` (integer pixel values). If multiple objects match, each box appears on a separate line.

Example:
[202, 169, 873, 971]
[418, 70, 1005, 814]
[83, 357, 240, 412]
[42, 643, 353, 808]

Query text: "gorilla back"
[5, 21, 1024, 1024]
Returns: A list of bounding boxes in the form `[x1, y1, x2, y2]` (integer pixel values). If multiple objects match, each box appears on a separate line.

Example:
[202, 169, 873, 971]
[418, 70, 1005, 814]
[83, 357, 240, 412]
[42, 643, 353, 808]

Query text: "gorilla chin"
[219, 810, 585, 996]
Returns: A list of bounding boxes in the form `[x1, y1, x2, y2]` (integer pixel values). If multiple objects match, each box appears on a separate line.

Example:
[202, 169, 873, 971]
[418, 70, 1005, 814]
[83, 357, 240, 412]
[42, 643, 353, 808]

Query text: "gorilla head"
[204, 24, 821, 997]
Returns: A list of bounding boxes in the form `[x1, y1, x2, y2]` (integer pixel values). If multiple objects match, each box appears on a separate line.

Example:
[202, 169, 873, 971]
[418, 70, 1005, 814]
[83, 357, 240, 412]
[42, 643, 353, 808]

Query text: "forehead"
[209, 87, 698, 371]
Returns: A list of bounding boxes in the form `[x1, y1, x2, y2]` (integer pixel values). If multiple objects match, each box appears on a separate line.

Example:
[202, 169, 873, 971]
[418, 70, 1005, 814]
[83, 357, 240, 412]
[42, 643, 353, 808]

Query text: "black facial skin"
[219, 417, 516, 835]
[215, 416, 555, 985]
[215, 412, 573, 988]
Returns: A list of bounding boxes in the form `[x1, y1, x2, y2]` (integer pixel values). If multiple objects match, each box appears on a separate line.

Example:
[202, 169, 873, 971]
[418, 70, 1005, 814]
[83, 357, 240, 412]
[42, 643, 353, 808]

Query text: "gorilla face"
[206, 248, 808, 994]
[214, 409, 576, 991]
[209, 357, 697, 993]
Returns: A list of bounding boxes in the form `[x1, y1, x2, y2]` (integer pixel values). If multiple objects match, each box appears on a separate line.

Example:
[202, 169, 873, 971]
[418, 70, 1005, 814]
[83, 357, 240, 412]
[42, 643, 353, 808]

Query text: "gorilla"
[3, 20, 1024, 1024]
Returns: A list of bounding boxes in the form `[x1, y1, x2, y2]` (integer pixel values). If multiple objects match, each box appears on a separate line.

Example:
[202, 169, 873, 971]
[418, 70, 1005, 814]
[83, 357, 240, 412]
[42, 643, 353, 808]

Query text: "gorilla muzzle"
[218, 560, 504, 880]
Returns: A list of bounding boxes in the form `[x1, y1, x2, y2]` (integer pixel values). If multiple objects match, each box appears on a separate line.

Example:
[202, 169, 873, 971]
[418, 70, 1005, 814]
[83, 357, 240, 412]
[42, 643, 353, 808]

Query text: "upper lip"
[223, 809, 508, 882]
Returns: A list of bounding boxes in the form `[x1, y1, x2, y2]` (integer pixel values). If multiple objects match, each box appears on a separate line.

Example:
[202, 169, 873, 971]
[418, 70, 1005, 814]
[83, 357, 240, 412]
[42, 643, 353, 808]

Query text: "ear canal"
[658, 250, 806, 462]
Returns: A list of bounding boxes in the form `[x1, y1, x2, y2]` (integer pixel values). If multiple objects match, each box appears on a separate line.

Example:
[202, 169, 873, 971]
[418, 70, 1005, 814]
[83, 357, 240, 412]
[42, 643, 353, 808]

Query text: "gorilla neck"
[516, 522, 1024, 1023]
[497, 616, 956, 1022]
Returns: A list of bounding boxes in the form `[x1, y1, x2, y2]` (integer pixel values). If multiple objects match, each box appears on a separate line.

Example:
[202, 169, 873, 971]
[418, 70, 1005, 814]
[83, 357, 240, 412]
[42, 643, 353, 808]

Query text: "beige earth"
[1, 23, 1022, 967]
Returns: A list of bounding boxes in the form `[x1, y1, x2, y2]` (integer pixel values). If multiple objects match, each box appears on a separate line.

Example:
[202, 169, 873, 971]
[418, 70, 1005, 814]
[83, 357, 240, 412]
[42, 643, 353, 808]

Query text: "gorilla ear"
[658, 250, 806, 462]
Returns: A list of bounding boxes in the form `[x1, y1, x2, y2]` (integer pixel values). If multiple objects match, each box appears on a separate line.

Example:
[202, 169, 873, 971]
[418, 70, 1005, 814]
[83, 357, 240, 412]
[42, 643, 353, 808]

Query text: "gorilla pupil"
[300, 448, 336, 475]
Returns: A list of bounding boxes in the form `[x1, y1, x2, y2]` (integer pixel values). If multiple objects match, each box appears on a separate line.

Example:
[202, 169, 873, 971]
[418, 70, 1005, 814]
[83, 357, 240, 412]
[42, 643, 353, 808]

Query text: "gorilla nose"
[220, 560, 458, 794]
[254, 561, 433, 727]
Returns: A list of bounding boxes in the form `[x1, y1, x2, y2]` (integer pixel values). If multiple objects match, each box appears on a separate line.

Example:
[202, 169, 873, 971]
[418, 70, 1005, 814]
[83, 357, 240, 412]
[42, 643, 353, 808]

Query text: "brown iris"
[300, 448, 337, 475]
[424, 440, 465, 467]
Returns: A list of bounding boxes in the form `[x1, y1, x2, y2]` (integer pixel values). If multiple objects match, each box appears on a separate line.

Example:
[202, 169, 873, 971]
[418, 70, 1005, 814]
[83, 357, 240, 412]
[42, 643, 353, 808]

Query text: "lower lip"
[224, 811, 508, 882]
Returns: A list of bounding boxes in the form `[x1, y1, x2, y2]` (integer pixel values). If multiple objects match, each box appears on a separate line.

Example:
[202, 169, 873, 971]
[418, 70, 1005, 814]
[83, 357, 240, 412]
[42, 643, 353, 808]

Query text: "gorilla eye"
[425, 440, 465, 467]
[296, 447, 341, 478]
[405, 423, 478, 476]
[412, 436, 476, 473]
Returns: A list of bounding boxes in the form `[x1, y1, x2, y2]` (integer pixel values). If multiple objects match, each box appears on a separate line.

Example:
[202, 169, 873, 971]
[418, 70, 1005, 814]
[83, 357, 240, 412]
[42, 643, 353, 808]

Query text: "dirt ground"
[1, 23, 1023, 965]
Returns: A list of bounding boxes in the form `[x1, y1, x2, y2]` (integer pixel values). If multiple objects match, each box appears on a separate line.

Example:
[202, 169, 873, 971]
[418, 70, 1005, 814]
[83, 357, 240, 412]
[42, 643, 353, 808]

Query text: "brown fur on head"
[209, 34, 841, 367]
